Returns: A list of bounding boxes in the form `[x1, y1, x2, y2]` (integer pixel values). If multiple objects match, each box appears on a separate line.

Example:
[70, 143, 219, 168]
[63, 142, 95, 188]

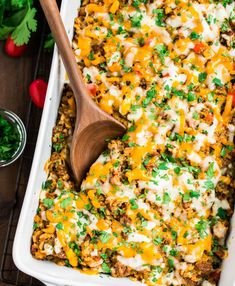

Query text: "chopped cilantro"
[168, 258, 175, 270]
[206, 162, 214, 178]
[163, 192, 171, 204]
[113, 160, 120, 168]
[189, 191, 200, 199]
[198, 72, 207, 83]
[102, 262, 111, 273]
[212, 77, 223, 87]
[0, 115, 20, 161]
[142, 87, 157, 107]
[88, 51, 95, 60]
[56, 222, 63, 230]
[204, 180, 215, 190]
[187, 92, 196, 102]
[153, 236, 163, 245]
[100, 231, 111, 243]
[155, 44, 169, 64]
[43, 198, 54, 209]
[122, 134, 130, 142]
[130, 13, 143, 28]
[158, 162, 168, 170]
[190, 31, 200, 40]
[61, 197, 72, 209]
[85, 203, 92, 211]
[169, 249, 178, 257]
[129, 199, 138, 210]
[193, 112, 199, 119]
[174, 167, 181, 174]
[217, 207, 228, 219]
[195, 219, 209, 238]
[153, 9, 165, 27]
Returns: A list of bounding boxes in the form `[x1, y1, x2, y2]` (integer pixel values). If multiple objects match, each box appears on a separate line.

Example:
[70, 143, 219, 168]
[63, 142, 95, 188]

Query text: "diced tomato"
[5, 36, 27, 57]
[144, 38, 153, 46]
[163, 73, 170, 78]
[228, 90, 235, 107]
[193, 42, 205, 54]
[29, 79, 48, 108]
[87, 83, 97, 96]
[205, 112, 213, 123]
[135, 70, 142, 77]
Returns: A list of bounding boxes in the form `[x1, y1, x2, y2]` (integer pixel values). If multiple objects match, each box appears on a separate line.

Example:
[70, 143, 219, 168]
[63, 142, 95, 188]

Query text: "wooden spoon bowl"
[40, 0, 126, 185]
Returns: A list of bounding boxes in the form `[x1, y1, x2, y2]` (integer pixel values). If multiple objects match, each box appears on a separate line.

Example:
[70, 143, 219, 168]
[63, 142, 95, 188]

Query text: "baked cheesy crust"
[32, 1, 235, 285]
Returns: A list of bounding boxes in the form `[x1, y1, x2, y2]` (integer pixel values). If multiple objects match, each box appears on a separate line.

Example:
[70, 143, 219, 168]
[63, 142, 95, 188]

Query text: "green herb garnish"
[0, 115, 20, 161]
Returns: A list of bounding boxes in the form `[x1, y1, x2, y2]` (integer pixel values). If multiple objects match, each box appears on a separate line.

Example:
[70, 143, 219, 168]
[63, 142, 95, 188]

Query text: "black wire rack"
[0, 19, 53, 286]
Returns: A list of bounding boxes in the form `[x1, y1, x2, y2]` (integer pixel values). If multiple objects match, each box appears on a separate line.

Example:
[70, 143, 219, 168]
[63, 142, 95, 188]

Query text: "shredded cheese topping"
[32, 1, 235, 285]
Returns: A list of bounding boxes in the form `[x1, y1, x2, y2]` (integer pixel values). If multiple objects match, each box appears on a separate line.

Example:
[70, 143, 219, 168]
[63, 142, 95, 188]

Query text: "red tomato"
[205, 112, 213, 123]
[5, 36, 27, 57]
[193, 42, 205, 54]
[135, 70, 142, 77]
[228, 90, 235, 107]
[163, 73, 170, 78]
[87, 83, 97, 96]
[29, 79, 48, 108]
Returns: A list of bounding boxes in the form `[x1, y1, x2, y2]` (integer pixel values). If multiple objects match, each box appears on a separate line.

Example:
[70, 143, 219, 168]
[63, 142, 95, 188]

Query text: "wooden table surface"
[0, 29, 48, 285]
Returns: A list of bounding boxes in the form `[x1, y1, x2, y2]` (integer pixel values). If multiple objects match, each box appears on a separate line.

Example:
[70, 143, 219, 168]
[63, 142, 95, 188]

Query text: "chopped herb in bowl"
[0, 115, 20, 161]
[0, 109, 26, 166]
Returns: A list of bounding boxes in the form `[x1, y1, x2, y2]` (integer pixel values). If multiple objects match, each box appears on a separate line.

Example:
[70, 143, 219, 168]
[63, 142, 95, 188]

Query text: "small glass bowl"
[0, 108, 27, 167]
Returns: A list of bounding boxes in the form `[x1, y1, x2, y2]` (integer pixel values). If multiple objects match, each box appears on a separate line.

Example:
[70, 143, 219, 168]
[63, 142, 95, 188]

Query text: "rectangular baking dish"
[13, 1, 235, 285]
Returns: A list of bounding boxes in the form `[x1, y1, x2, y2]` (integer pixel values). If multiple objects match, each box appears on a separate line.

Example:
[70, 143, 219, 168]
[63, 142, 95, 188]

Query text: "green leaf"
[158, 162, 168, 170]
[174, 167, 181, 174]
[43, 198, 54, 209]
[163, 192, 171, 204]
[130, 13, 143, 28]
[168, 258, 174, 270]
[217, 207, 227, 219]
[100, 231, 111, 243]
[220, 147, 226, 157]
[60, 197, 72, 209]
[189, 191, 200, 199]
[198, 72, 207, 83]
[11, 7, 37, 46]
[206, 162, 214, 178]
[102, 262, 111, 273]
[142, 87, 156, 107]
[204, 180, 215, 190]
[190, 31, 200, 40]
[187, 92, 196, 102]
[153, 9, 165, 27]
[56, 222, 63, 230]
[85, 203, 92, 211]
[129, 199, 138, 210]
[155, 44, 169, 64]
[212, 77, 223, 87]
[153, 236, 163, 245]
[195, 219, 209, 238]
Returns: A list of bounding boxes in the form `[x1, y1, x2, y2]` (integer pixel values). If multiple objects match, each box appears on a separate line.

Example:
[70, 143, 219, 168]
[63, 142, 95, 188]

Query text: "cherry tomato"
[87, 83, 97, 96]
[228, 90, 235, 107]
[29, 79, 48, 108]
[5, 36, 27, 57]
[193, 42, 205, 54]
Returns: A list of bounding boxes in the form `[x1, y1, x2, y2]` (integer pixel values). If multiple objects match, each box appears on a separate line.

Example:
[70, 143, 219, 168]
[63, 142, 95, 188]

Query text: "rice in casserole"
[32, 0, 235, 285]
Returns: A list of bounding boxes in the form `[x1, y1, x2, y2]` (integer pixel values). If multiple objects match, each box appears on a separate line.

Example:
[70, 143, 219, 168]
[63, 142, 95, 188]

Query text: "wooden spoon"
[40, 0, 126, 185]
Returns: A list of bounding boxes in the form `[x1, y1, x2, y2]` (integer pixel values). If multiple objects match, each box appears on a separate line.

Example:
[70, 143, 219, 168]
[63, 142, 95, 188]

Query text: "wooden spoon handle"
[39, 0, 87, 103]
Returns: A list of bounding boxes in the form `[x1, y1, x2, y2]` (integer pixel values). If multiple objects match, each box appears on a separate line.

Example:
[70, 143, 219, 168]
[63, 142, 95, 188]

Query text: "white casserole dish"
[13, 1, 235, 285]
